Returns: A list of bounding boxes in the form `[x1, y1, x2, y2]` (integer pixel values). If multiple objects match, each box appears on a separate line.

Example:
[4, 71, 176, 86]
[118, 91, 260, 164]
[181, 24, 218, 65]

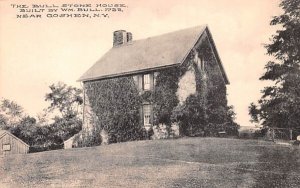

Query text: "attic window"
[143, 74, 151, 90]
[197, 56, 205, 72]
[3, 144, 11, 151]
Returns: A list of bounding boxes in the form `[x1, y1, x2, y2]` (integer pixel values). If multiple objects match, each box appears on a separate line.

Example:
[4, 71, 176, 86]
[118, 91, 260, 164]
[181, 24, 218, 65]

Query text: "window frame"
[2, 144, 11, 151]
[143, 74, 151, 91]
[143, 104, 151, 126]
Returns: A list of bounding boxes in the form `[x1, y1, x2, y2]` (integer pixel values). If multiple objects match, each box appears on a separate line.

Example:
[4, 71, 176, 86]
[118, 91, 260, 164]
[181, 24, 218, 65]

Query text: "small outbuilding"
[64, 132, 82, 149]
[0, 130, 29, 155]
[64, 135, 76, 149]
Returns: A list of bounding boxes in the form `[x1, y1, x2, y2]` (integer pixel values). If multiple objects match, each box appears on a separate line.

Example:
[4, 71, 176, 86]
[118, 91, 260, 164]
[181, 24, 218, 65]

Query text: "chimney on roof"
[126, 32, 132, 42]
[113, 30, 133, 47]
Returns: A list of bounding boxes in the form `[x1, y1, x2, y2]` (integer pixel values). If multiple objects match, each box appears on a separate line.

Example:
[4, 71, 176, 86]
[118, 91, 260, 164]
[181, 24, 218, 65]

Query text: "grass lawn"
[0, 137, 300, 187]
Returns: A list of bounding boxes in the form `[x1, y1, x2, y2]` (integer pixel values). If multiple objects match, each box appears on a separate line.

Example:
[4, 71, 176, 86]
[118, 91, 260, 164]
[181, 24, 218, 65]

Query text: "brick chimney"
[113, 30, 133, 47]
[126, 32, 132, 42]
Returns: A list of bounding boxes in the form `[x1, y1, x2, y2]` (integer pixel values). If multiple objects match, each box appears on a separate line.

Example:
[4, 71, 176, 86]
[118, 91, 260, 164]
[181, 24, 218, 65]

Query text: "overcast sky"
[0, 0, 282, 126]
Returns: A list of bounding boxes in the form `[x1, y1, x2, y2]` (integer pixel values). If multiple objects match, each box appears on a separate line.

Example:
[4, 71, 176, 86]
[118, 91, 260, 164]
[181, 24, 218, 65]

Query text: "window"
[143, 74, 151, 90]
[143, 105, 151, 126]
[197, 56, 205, 71]
[3, 144, 11, 151]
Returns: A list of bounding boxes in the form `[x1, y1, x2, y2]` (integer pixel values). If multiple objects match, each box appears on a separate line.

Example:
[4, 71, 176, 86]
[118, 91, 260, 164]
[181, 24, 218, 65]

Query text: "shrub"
[171, 94, 207, 136]
[170, 123, 180, 138]
[29, 143, 63, 153]
[73, 129, 102, 148]
[152, 124, 169, 139]
[293, 140, 300, 146]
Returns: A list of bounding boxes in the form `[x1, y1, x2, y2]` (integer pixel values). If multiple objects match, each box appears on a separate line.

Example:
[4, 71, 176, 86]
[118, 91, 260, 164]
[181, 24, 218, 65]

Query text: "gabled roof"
[78, 25, 229, 84]
[0, 130, 8, 137]
[0, 130, 29, 147]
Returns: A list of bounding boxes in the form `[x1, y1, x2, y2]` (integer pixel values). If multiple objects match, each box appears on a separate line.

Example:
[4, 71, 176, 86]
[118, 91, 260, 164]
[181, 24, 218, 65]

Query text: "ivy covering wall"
[81, 36, 238, 145]
[154, 38, 239, 136]
[153, 67, 180, 126]
[170, 50, 208, 136]
[84, 76, 143, 144]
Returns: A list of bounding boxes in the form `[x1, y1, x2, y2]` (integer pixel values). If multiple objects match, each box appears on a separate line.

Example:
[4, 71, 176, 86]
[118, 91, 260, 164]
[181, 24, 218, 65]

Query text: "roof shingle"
[78, 25, 228, 84]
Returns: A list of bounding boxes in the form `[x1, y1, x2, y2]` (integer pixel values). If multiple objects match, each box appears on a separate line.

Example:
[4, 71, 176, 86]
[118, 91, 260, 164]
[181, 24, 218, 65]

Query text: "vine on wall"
[81, 37, 238, 144]
[84, 76, 143, 144]
[140, 90, 153, 103]
[201, 38, 239, 136]
[152, 67, 181, 126]
[170, 38, 238, 136]
[171, 50, 208, 136]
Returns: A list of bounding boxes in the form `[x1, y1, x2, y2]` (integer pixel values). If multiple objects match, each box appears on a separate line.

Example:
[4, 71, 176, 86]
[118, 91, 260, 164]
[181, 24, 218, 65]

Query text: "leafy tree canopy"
[0, 98, 24, 127]
[45, 82, 83, 119]
[0, 82, 83, 152]
[249, 0, 300, 128]
[44, 82, 83, 145]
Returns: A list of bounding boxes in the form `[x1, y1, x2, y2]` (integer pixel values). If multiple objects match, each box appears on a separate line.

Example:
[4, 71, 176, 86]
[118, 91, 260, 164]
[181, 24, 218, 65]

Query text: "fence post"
[272, 128, 275, 142]
[290, 129, 293, 140]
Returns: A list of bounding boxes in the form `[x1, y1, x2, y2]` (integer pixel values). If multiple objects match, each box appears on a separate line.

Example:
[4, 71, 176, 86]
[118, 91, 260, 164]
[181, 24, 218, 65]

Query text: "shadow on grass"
[237, 145, 300, 188]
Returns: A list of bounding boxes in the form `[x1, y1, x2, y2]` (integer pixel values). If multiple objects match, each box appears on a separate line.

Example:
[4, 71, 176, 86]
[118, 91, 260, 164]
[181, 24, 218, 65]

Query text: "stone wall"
[176, 67, 197, 104]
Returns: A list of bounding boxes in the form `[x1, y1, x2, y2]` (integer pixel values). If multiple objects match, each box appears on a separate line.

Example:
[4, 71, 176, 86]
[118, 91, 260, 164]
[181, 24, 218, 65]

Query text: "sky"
[0, 0, 282, 126]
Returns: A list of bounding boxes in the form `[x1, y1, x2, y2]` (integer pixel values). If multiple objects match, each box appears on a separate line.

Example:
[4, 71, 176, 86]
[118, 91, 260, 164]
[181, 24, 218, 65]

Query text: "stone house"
[77, 25, 229, 141]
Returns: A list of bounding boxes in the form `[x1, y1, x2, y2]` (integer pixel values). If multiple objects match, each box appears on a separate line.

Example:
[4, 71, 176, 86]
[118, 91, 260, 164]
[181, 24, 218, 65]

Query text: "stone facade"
[81, 41, 226, 139]
[177, 67, 197, 104]
[77, 26, 229, 144]
[82, 58, 204, 134]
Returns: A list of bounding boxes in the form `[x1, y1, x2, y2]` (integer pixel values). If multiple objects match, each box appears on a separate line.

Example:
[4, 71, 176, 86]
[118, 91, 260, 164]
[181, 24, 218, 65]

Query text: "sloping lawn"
[0, 137, 299, 187]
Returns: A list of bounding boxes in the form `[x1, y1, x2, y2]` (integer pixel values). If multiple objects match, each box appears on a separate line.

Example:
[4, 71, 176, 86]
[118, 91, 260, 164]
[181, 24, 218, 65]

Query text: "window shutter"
[139, 106, 143, 125]
[133, 76, 139, 87]
[149, 73, 154, 90]
[138, 75, 143, 91]
[150, 104, 153, 125]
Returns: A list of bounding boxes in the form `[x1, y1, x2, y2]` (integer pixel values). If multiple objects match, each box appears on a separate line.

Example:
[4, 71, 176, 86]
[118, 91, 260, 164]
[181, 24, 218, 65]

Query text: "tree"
[224, 105, 240, 135]
[45, 82, 83, 119]
[44, 82, 83, 143]
[0, 99, 38, 146]
[249, 0, 300, 129]
[0, 98, 24, 127]
[10, 116, 37, 146]
[0, 83, 84, 151]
